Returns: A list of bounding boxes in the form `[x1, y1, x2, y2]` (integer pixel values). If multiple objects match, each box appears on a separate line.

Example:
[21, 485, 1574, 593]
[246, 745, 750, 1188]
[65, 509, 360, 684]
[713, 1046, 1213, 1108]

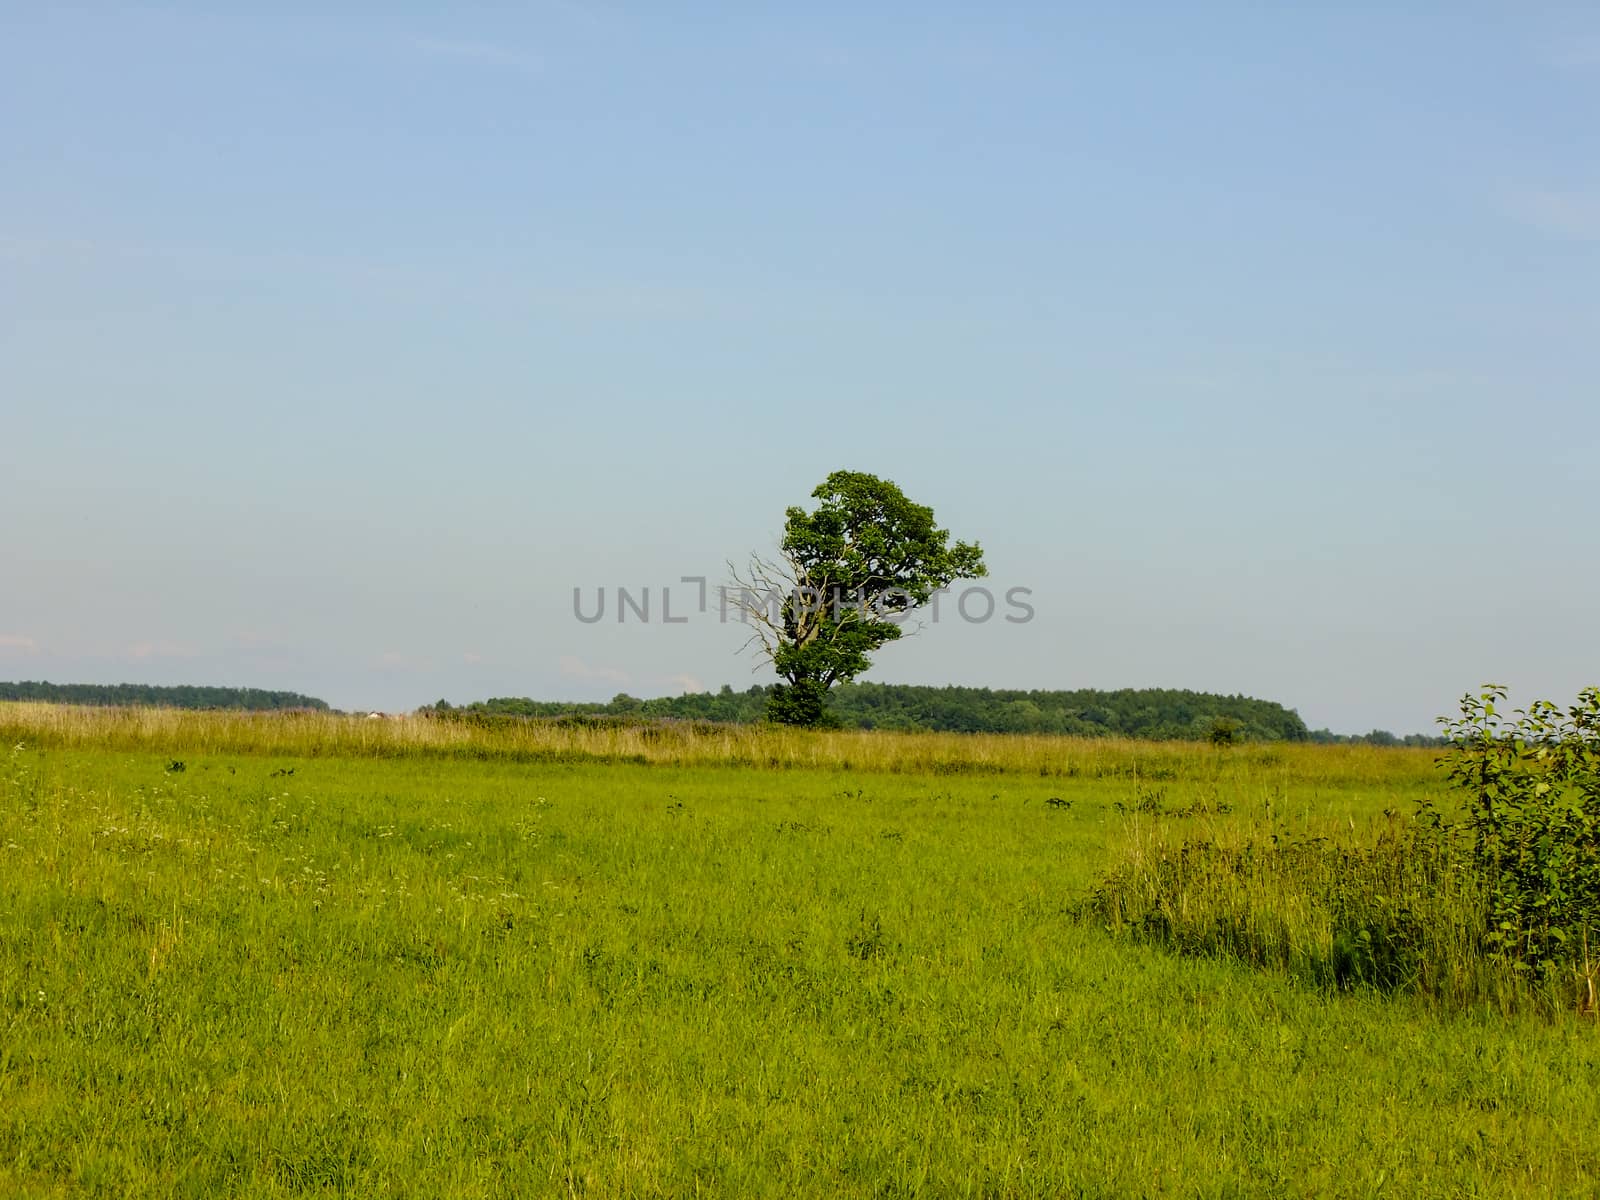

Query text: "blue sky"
[2, 2, 1596, 733]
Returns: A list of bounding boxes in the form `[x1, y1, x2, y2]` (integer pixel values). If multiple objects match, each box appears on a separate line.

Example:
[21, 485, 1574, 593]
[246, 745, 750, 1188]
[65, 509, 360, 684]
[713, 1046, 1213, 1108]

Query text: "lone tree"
[730, 470, 987, 726]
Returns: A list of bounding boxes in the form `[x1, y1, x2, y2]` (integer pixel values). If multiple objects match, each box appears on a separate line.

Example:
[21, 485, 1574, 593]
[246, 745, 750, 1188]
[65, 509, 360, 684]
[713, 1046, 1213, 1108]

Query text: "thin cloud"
[1546, 36, 1600, 67]
[6, 230, 726, 322]
[1504, 188, 1600, 241]
[462, 651, 486, 665]
[0, 633, 40, 654]
[0, 235, 97, 264]
[558, 655, 630, 685]
[127, 640, 198, 661]
[405, 36, 541, 73]
[230, 630, 294, 651]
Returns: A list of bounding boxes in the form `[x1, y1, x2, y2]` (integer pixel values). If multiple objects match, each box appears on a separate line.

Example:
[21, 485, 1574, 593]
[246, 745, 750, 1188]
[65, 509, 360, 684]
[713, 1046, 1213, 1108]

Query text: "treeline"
[0, 681, 329, 711]
[434, 683, 1373, 742]
[1305, 727, 1444, 748]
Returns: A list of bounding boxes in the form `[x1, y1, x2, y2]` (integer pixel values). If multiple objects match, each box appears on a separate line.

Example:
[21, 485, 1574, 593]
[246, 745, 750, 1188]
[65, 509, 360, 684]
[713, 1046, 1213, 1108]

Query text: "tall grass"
[1091, 817, 1519, 1005]
[0, 700, 1433, 782]
[1089, 813, 1598, 1016]
[1090, 687, 1600, 1017]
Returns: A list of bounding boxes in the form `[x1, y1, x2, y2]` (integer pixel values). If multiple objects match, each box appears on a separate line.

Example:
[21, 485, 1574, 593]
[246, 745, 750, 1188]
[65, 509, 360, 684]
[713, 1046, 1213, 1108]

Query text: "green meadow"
[2, 705, 1596, 1198]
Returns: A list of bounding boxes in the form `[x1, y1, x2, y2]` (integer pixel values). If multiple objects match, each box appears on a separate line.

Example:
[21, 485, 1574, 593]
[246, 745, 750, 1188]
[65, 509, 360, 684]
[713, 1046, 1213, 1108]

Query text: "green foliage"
[0, 680, 328, 710]
[759, 470, 986, 725]
[1431, 684, 1600, 988]
[1307, 727, 1444, 748]
[835, 684, 1315, 740]
[1092, 684, 1600, 1016]
[455, 683, 1320, 741]
[761, 677, 835, 728]
[1208, 716, 1241, 747]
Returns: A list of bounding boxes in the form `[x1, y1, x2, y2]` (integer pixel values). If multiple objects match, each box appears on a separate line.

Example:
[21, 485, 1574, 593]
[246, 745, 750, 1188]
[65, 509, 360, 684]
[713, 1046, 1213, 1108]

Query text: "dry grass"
[0, 700, 1435, 781]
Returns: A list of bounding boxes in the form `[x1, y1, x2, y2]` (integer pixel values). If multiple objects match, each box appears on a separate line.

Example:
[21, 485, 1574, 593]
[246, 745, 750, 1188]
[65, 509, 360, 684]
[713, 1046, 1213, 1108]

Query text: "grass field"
[2, 704, 1597, 1197]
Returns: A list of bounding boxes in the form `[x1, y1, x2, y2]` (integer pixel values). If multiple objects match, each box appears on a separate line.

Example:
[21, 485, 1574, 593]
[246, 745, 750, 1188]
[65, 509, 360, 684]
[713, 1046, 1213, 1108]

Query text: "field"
[2, 703, 1597, 1198]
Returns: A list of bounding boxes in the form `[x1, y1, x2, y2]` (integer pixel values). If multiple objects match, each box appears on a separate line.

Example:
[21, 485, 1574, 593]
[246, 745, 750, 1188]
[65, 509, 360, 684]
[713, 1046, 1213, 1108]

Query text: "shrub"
[1430, 684, 1600, 993]
[1090, 685, 1600, 1015]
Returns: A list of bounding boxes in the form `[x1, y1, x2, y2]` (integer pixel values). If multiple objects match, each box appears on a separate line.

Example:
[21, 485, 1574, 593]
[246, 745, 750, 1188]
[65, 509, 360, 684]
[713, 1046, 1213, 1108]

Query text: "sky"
[2, 3, 1597, 735]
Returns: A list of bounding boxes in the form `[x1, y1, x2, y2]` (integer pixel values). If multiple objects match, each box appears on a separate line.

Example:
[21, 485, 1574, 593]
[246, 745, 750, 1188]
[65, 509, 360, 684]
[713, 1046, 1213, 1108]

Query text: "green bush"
[1431, 685, 1600, 993]
[1090, 685, 1600, 1015]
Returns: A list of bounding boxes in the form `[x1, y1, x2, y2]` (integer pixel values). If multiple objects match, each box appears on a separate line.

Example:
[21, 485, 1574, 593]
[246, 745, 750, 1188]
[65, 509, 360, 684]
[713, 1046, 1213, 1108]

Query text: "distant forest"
[0, 678, 1440, 744]
[432, 683, 1442, 745]
[0, 681, 329, 711]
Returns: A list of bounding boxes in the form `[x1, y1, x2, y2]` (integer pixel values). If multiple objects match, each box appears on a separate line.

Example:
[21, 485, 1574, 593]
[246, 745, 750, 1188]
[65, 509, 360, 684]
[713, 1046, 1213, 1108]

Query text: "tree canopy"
[732, 470, 986, 725]
[436, 683, 1360, 742]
